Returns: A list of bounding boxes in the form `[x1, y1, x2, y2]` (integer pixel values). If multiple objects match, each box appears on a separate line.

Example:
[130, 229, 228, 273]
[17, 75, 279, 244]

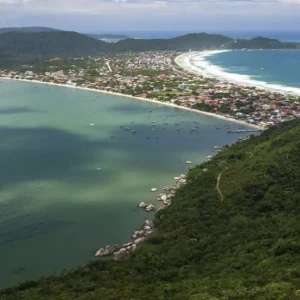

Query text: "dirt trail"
[216, 172, 224, 202]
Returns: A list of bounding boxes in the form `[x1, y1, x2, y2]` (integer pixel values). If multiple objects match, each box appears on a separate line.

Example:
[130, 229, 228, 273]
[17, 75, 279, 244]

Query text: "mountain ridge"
[0, 29, 299, 60]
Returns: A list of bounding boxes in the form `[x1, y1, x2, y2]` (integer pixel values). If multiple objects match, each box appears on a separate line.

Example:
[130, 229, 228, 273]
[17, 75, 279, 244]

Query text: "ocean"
[180, 50, 300, 95]
[0, 80, 250, 289]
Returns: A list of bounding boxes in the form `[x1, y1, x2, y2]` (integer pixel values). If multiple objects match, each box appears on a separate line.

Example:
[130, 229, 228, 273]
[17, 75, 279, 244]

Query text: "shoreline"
[175, 50, 300, 96]
[1, 77, 261, 129]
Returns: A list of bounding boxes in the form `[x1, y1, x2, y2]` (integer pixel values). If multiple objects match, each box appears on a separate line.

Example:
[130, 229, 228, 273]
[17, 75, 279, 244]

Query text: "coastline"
[1, 77, 261, 129]
[175, 50, 300, 96]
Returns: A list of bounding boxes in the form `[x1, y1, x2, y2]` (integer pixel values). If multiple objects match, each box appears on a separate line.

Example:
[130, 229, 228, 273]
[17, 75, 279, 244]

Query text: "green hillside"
[0, 27, 60, 34]
[1, 119, 300, 299]
[222, 37, 300, 49]
[113, 33, 232, 51]
[0, 31, 109, 60]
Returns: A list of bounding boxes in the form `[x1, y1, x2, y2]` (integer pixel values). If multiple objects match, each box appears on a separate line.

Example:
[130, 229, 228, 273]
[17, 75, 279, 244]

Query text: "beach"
[175, 51, 300, 96]
[1, 77, 261, 129]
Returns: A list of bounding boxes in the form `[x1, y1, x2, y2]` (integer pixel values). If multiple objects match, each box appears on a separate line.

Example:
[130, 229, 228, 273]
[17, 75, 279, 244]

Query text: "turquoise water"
[206, 50, 300, 90]
[0, 80, 250, 289]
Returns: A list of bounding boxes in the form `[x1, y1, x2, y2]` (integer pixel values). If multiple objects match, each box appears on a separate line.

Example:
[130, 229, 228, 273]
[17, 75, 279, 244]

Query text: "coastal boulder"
[138, 202, 147, 208]
[160, 194, 167, 201]
[95, 244, 119, 257]
[145, 204, 155, 212]
[134, 237, 146, 244]
[113, 248, 128, 261]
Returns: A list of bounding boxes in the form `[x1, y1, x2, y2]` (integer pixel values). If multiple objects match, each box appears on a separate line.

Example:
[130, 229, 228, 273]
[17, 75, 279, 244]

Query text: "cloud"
[0, 0, 299, 31]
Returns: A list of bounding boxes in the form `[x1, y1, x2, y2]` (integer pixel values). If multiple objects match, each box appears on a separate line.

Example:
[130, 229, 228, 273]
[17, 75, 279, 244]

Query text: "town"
[1, 51, 300, 128]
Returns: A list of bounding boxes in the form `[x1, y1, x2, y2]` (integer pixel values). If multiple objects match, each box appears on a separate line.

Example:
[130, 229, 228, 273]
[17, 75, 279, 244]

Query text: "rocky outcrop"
[94, 173, 187, 261]
[95, 245, 120, 257]
[138, 202, 155, 212]
[94, 220, 154, 260]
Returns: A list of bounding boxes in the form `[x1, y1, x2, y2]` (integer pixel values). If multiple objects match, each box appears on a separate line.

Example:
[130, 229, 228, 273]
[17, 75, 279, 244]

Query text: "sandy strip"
[1, 77, 261, 129]
[175, 51, 300, 96]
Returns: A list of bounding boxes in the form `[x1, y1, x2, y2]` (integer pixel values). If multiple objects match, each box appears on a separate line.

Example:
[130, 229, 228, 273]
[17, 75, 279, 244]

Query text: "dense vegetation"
[1, 30, 299, 60]
[0, 31, 109, 60]
[0, 27, 60, 34]
[222, 37, 300, 50]
[1, 119, 300, 299]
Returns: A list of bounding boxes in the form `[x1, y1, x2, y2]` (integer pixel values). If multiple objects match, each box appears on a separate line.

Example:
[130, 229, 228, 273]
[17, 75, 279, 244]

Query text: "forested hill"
[0, 27, 60, 34]
[221, 36, 300, 50]
[2, 119, 300, 299]
[1, 30, 299, 60]
[0, 31, 109, 60]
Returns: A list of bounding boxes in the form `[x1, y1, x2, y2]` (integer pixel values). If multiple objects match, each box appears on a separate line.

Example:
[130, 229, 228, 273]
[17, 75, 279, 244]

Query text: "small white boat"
[186, 161, 192, 164]
[151, 188, 157, 192]
[90, 123, 95, 126]
[96, 168, 102, 171]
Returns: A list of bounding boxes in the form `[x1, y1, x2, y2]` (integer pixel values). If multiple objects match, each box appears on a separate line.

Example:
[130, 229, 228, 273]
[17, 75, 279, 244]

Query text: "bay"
[0, 80, 250, 289]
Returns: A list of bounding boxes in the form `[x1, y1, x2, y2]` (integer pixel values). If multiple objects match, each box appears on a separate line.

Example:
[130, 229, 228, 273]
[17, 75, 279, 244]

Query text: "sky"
[0, 0, 300, 33]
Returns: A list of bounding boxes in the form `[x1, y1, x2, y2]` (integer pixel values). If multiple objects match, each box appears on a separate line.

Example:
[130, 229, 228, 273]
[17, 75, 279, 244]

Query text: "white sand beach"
[1, 77, 261, 129]
[175, 51, 300, 96]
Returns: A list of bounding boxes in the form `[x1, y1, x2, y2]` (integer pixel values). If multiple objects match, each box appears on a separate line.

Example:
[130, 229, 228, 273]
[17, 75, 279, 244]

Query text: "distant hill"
[0, 27, 60, 34]
[0, 30, 299, 60]
[113, 33, 232, 52]
[222, 36, 300, 50]
[0, 31, 109, 60]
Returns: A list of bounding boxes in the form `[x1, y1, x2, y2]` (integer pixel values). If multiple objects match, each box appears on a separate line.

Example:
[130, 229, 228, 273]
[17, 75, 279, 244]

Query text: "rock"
[134, 237, 146, 244]
[144, 225, 151, 231]
[163, 186, 171, 191]
[95, 244, 119, 257]
[160, 194, 167, 201]
[157, 207, 165, 212]
[144, 220, 153, 227]
[138, 230, 145, 236]
[145, 230, 153, 236]
[95, 248, 103, 257]
[145, 204, 155, 212]
[138, 202, 146, 208]
[132, 234, 137, 239]
[131, 244, 137, 252]
[167, 194, 174, 199]
[123, 242, 132, 247]
[150, 188, 157, 192]
[113, 248, 128, 261]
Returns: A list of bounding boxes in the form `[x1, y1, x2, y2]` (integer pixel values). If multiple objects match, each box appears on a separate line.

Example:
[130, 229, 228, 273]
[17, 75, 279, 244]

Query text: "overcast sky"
[0, 0, 299, 33]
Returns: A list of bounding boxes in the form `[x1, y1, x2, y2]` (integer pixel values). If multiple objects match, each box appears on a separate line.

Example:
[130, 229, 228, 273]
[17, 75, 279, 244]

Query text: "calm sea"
[205, 50, 300, 90]
[0, 80, 250, 289]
